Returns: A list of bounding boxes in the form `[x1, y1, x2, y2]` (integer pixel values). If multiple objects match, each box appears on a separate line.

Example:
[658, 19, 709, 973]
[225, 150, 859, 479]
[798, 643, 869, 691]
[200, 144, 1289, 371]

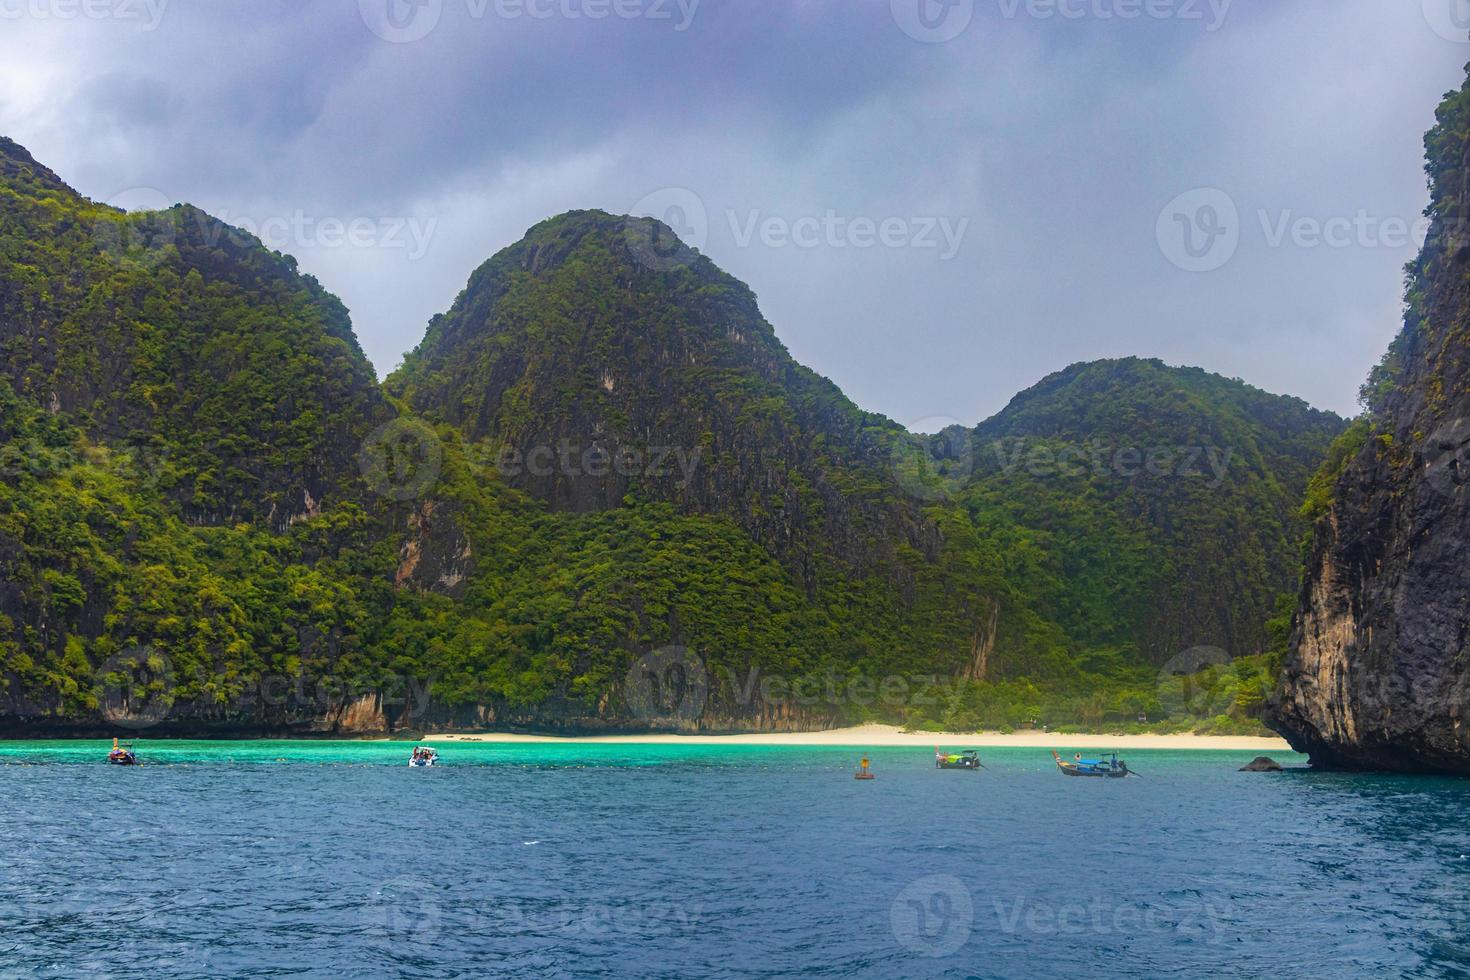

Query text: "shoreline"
[426, 724, 1291, 752]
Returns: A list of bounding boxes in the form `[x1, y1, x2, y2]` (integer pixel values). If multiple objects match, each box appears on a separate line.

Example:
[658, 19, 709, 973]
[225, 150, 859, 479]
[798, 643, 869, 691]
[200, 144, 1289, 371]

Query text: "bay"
[2, 742, 1468, 978]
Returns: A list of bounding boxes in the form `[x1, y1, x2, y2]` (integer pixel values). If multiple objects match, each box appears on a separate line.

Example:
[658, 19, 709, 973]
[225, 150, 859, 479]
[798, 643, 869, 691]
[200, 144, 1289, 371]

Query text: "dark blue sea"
[2, 741, 1469, 978]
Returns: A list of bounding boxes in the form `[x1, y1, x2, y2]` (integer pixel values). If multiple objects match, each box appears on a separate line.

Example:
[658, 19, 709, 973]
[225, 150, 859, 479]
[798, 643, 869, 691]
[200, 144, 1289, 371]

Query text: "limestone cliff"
[1270, 72, 1470, 771]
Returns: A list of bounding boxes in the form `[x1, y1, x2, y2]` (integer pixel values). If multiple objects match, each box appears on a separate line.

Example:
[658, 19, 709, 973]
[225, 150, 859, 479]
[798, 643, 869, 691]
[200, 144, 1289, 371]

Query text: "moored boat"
[108, 738, 137, 766]
[935, 749, 983, 771]
[1051, 750, 1132, 778]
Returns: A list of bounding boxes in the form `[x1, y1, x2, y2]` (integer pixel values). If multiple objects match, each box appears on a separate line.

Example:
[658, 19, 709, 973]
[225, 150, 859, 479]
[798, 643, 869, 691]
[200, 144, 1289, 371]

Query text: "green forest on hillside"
[0, 143, 1343, 735]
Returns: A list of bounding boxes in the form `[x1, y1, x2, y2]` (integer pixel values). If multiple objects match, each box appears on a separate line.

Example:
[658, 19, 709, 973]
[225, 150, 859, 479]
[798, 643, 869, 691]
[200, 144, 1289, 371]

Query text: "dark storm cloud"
[1, 0, 1467, 423]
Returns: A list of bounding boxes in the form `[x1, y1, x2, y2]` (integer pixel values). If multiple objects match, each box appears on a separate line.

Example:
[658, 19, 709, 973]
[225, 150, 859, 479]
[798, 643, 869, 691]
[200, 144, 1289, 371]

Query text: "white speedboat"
[408, 747, 439, 768]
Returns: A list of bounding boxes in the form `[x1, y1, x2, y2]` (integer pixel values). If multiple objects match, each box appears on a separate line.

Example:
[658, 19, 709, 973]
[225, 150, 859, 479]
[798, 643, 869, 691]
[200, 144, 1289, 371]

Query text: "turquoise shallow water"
[2, 741, 1469, 978]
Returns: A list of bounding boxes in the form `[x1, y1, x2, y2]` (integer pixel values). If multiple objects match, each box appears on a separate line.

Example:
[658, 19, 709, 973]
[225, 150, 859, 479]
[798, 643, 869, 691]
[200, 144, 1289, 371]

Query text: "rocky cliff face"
[1270, 74, 1470, 772]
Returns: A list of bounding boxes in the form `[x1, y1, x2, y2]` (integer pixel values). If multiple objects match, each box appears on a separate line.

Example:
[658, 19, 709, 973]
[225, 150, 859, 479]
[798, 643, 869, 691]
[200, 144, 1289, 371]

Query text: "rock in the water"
[1238, 757, 1282, 772]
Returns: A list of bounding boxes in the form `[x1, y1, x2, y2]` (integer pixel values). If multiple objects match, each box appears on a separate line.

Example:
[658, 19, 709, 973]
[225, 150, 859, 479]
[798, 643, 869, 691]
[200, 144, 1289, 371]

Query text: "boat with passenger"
[108, 738, 137, 766]
[409, 747, 439, 768]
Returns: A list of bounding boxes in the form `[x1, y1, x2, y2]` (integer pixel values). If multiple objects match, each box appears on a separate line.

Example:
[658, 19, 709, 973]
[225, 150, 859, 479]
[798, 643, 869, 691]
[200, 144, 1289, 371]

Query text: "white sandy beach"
[427, 724, 1290, 752]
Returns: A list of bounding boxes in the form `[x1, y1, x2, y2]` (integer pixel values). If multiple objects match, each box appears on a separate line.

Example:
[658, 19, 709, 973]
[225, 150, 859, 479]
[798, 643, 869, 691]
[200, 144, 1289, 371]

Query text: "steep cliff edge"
[1270, 72, 1470, 771]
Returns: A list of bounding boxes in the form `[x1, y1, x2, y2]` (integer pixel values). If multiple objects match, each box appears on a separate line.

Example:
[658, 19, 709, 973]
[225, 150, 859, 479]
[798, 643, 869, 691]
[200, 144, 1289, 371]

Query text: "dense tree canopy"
[0, 146, 1342, 735]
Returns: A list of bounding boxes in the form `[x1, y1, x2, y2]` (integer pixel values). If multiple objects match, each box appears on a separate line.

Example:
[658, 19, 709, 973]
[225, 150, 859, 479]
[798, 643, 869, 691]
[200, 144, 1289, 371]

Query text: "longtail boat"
[935, 749, 983, 770]
[1051, 750, 1132, 778]
[108, 738, 137, 766]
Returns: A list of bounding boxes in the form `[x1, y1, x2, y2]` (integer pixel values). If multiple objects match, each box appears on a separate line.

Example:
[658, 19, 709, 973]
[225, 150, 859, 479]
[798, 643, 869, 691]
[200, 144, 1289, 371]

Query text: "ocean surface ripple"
[2, 741, 1468, 979]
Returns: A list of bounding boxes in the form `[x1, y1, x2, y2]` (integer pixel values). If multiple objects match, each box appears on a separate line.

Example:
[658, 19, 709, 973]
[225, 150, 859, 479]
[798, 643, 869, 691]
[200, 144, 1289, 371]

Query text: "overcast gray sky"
[2, 0, 1466, 426]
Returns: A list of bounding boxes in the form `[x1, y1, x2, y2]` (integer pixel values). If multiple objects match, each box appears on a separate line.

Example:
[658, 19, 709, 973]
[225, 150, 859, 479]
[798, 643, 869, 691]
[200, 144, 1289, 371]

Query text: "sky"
[1, 0, 1467, 428]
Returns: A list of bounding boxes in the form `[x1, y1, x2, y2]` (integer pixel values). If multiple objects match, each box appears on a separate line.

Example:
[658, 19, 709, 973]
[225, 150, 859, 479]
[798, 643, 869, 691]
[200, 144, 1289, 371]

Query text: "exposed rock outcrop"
[1270, 71, 1470, 772]
[1238, 757, 1282, 772]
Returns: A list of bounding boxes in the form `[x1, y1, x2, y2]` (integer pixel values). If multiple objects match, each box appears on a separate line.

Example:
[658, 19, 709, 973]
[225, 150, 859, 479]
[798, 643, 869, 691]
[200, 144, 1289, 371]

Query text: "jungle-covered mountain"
[0, 140, 1343, 735]
[951, 358, 1343, 670]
